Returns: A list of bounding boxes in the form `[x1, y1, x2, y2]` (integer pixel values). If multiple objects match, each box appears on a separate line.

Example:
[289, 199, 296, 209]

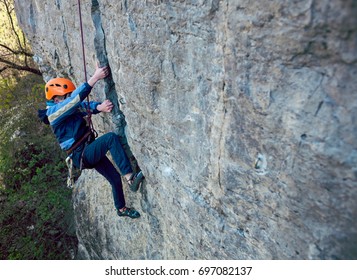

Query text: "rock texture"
[14, 0, 357, 259]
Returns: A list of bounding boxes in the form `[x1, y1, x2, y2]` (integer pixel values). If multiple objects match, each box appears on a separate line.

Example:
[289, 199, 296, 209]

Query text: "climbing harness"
[65, 131, 93, 188]
[65, 130, 93, 188]
[65, 0, 98, 188]
[65, 130, 93, 156]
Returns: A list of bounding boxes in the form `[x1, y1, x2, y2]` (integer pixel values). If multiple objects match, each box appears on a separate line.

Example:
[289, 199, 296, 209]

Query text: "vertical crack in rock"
[90, 0, 130, 134]
[89, 2, 164, 252]
[217, 81, 227, 190]
[90, 0, 139, 172]
[29, 3, 36, 34]
[91, 0, 118, 118]
[216, 0, 230, 191]
[314, 100, 324, 117]
[55, 0, 61, 9]
[61, 16, 73, 76]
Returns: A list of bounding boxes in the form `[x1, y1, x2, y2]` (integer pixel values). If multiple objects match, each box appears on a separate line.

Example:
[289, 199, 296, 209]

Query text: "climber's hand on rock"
[97, 99, 114, 113]
[88, 63, 110, 87]
[93, 65, 109, 81]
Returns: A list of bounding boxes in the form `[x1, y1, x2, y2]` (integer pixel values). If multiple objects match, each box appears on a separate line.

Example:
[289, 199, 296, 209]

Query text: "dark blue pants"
[81, 132, 133, 210]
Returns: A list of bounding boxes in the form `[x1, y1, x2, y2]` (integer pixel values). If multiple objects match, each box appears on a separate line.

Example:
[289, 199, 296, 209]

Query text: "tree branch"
[0, 43, 33, 57]
[2, 0, 25, 53]
[0, 0, 41, 76]
[0, 56, 41, 75]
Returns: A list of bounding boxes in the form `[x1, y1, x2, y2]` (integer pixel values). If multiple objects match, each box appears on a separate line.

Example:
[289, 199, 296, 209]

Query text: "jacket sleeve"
[79, 101, 101, 115]
[46, 82, 92, 125]
[38, 109, 50, 124]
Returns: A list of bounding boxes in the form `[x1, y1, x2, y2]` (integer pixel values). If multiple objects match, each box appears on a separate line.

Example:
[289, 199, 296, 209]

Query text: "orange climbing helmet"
[45, 78, 76, 100]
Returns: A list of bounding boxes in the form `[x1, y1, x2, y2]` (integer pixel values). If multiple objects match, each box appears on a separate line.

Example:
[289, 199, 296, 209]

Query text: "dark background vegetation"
[0, 0, 78, 259]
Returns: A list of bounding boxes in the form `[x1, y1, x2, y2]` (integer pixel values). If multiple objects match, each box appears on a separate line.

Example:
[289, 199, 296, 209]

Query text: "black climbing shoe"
[117, 207, 140, 219]
[127, 171, 144, 192]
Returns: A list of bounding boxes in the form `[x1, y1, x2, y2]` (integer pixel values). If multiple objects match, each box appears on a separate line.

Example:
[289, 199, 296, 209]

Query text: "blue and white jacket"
[46, 82, 101, 151]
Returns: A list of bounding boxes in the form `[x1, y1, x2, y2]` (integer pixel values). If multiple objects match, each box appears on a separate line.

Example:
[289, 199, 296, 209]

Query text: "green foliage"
[0, 73, 43, 111]
[0, 73, 78, 259]
[1, 0, 40, 76]
[0, 0, 22, 50]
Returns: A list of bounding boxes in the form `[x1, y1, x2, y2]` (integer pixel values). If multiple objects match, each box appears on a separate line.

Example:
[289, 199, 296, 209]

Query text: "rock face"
[14, 0, 357, 259]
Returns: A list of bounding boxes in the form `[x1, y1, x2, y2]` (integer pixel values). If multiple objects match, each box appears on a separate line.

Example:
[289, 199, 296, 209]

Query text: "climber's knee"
[105, 132, 119, 146]
[106, 131, 117, 139]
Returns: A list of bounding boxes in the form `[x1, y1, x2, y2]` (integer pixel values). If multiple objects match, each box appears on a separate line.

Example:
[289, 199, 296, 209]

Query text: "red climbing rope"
[77, 0, 87, 82]
[77, 0, 97, 137]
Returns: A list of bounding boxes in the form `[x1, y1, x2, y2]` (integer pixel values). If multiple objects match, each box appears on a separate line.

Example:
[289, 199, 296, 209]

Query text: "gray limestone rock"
[14, 0, 357, 259]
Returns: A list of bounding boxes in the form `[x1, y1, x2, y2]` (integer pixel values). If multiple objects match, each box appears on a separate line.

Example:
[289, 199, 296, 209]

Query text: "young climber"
[41, 64, 144, 219]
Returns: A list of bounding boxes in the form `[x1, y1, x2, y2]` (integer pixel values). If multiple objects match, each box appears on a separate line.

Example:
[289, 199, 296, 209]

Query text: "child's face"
[54, 93, 71, 103]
